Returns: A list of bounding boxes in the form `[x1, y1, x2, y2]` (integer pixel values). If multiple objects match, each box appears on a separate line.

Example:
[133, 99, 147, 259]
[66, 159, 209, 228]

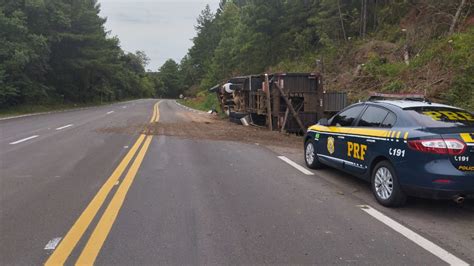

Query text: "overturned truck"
[210, 73, 347, 134]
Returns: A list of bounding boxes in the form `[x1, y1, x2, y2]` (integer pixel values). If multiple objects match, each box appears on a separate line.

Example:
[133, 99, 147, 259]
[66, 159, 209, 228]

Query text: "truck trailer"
[210, 72, 347, 134]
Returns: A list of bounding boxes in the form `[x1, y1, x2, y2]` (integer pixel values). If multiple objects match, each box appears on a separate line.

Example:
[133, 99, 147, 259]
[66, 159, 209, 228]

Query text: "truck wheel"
[305, 139, 323, 169]
[371, 161, 407, 207]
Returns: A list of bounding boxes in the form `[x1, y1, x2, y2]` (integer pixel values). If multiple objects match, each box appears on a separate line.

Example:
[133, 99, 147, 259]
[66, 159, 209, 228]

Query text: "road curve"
[0, 99, 471, 265]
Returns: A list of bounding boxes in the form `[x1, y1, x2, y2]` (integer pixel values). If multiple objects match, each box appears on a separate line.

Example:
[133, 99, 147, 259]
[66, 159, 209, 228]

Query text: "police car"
[304, 99, 474, 207]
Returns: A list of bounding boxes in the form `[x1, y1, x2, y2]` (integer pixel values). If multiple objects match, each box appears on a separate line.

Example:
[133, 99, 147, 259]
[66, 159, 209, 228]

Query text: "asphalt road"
[0, 99, 472, 265]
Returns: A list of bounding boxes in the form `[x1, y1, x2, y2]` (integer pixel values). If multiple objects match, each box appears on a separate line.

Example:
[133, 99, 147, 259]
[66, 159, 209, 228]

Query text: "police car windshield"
[405, 107, 474, 127]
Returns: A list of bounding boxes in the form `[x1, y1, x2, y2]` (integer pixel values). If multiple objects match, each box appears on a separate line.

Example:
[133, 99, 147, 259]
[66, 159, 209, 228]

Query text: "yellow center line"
[44, 134, 145, 266]
[45, 100, 160, 265]
[150, 101, 161, 123]
[154, 101, 161, 122]
[76, 135, 153, 265]
[150, 102, 157, 123]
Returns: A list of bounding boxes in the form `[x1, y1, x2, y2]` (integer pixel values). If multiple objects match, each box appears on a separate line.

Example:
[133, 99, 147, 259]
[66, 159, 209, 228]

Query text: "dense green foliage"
[153, 59, 183, 98]
[4, 0, 470, 110]
[173, 0, 472, 110]
[178, 91, 220, 113]
[0, 0, 154, 109]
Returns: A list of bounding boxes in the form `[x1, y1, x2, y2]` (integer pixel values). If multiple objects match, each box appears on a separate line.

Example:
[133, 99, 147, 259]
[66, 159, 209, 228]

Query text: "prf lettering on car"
[458, 166, 474, 171]
[423, 111, 474, 121]
[347, 142, 367, 160]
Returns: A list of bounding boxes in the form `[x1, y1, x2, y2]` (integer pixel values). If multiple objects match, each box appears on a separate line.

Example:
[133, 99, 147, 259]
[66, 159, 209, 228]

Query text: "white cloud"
[98, 0, 220, 70]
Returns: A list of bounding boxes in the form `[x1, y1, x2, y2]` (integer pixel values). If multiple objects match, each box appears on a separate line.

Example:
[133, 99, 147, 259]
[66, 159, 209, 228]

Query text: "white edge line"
[44, 237, 62, 250]
[9, 135, 39, 145]
[278, 156, 314, 175]
[360, 205, 468, 266]
[0, 100, 141, 121]
[106, 111, 114, 114]
[174, 100, 208, 114]
[55, 124, 73, 130]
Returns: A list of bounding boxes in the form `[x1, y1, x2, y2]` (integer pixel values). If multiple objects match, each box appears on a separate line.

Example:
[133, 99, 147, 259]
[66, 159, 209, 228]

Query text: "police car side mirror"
[318, 118, 329, 126]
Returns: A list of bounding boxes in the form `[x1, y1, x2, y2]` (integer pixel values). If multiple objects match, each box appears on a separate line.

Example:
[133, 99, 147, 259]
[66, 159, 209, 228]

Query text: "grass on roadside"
[178, 91, 221, 113]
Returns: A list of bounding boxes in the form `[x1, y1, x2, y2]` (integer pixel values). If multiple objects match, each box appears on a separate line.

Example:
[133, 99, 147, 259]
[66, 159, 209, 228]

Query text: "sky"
[99, 0, 220, 71]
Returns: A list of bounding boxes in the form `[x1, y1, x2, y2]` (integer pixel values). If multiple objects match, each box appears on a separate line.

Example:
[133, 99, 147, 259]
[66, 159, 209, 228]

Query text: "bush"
[443, 68, 474, 111]
[179, 91, 221, 112]
[364, 54, 407, 78]
[383, 80, 406, 92]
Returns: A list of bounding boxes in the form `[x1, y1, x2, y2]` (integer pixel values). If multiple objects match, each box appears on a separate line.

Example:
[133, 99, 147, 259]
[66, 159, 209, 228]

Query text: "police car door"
[323, 104, 366, 168]
[346, 105, 395, 175]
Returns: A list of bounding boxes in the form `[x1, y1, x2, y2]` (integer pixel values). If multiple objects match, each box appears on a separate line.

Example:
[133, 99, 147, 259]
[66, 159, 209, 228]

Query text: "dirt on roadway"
[97, 106, 304, 170]
[149, 117, 302, 149]
[98, 109, 304, 151]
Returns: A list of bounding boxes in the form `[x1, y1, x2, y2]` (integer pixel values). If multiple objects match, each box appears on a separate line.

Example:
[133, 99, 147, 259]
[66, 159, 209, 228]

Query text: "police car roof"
[373, 100, 460, 110]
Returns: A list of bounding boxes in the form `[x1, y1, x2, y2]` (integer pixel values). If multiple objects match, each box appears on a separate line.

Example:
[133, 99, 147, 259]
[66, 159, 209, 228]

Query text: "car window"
[381, 112, 397, 128]
[405, 107, 474, 127]
[357, 106, 390, 127]
[330, 105, 365, 127]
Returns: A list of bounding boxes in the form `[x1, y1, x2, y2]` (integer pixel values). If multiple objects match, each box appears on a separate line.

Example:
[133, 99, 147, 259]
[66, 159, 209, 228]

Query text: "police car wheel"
[305, 140, 322, 169]
[371, 161, 407, 207]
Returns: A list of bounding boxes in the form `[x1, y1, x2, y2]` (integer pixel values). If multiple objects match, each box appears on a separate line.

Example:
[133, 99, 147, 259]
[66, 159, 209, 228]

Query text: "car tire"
[304, 139, 323, 169]
[371, 161, 407, 207]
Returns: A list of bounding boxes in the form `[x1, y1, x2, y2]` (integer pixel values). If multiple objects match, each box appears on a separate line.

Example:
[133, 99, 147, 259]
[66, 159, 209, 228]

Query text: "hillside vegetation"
[169, 0, 473, 111]
[2, 1, 472, 113]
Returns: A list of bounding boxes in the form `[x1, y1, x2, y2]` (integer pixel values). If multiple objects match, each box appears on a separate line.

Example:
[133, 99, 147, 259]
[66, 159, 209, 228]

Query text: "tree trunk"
[449, 0, 466, 35]
[359, 0, 363, 37]
[403, 44, 410, 65]
[360, 0, 367, 38]
[337, 0, 347, 41]
[373, 0, 377, 31]
[363, 0, 367, 38]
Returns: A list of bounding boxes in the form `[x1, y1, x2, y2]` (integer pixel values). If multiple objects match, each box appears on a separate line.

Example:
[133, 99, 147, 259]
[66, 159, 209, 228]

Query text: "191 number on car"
[454, 156, 469, 162]
[389, 148, 405, 157]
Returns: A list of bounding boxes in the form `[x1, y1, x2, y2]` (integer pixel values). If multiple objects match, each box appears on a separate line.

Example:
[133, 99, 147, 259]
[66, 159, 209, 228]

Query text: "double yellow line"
[45, 101, 160, 265]
[150, 100, 160, 123]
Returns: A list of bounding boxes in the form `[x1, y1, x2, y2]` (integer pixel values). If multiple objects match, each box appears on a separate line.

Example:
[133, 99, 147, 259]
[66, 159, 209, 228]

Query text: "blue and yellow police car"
[304, 99, 474, 207]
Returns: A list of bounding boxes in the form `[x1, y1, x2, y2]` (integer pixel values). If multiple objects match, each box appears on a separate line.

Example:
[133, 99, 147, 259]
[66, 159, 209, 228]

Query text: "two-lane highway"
[0, 99, 471, 265]
[0, 100, 155, 264]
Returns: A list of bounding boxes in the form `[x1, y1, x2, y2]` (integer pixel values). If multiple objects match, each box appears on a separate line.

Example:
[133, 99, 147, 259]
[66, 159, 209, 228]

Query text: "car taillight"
[408, 139, 466, 155]
[433, 179, 452, 184]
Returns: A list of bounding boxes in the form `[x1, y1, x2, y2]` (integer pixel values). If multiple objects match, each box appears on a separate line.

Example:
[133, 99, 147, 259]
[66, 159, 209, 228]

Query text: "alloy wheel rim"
[306, 143, 315, 164]
[374, 167, 393, 200]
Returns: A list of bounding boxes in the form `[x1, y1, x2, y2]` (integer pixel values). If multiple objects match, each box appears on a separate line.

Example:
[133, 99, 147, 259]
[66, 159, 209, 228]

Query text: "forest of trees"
[0, 0, 155, 108]
[170, 0, 472, 109]
[1, 0, 472, 110]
